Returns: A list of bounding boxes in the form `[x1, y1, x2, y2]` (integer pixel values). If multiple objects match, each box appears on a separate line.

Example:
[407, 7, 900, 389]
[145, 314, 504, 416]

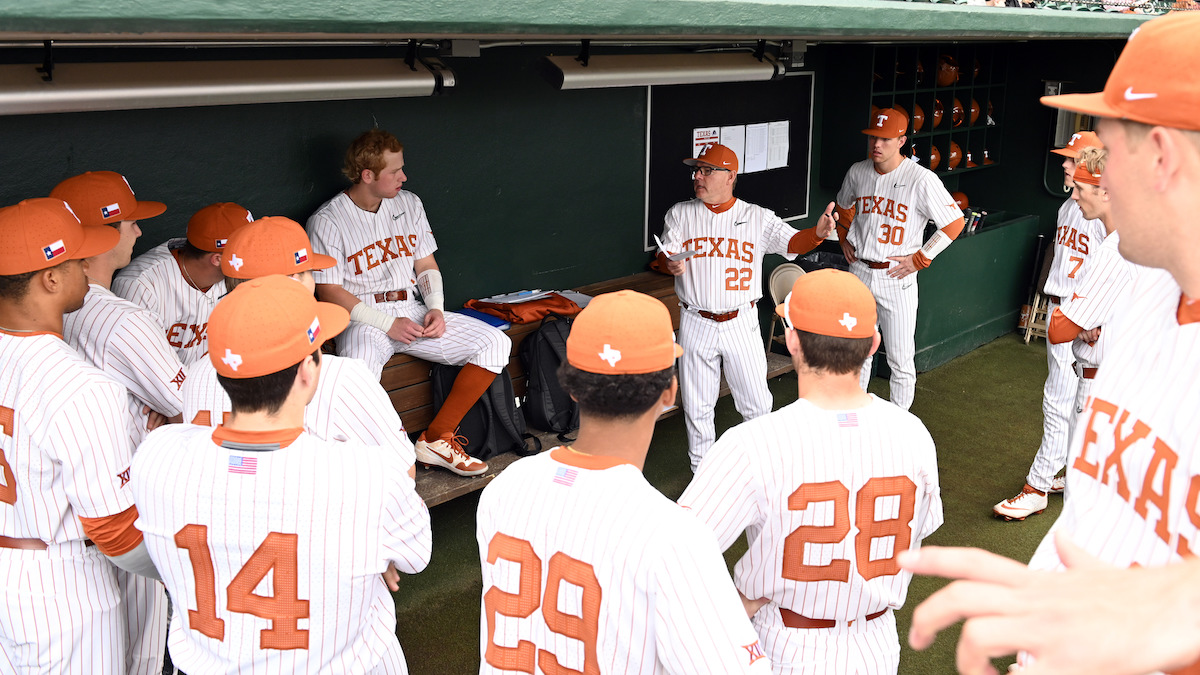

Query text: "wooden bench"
[373, 271, 793, 506]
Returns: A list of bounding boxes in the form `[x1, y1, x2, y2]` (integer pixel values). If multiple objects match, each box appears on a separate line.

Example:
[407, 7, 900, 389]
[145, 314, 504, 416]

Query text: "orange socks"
[426, 364, 498, 440]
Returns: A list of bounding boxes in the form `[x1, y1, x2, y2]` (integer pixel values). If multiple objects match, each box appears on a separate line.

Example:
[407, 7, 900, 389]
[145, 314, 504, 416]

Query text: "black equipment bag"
[518, 314, 580, 440]
[429, 364, 540, 461]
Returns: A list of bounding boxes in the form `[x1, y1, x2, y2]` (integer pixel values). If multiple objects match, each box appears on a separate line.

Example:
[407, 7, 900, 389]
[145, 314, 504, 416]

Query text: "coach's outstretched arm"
[900, 532, 1200, 675]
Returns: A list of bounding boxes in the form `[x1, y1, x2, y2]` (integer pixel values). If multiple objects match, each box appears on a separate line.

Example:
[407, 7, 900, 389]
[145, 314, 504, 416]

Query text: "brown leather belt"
[0, 536, 94, 550]
[862, 260, 891, 270]
[684, 301, 754, 323]
[779, 607, 887, 630]
[373, 289, 408, 303]
[1074, 362, 1098, 379]
[1047, 295, 1063, 304]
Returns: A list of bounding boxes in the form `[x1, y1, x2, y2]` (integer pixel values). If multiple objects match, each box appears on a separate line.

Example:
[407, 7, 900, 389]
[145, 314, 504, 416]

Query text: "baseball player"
[477, 290, 771, 674]
[132, 275, 432, 674]
[0, 198, 161, 674]
[680, 269, 942, 675]
[307, 129, 509, 477]
[659, 143, 835, 470]
[993, 136, 1109, 520]
[181, 216, 417, 477]
[52, 171, 183, 675]
[834, 108, 965, 410]
[902, 13, 1200, 673]
[113, 202, 254, 366]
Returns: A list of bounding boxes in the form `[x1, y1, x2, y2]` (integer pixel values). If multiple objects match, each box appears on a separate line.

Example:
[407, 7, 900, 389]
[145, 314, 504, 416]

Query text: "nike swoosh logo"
[734, 221, 748, 226]
[392, 212, 404, 220]
[894, 183, 906, 189]
[1124, 87, 1158, 101]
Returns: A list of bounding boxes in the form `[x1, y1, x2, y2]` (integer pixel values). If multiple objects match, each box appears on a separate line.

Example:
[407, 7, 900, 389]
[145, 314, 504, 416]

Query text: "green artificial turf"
[391, 332, 1062, 674]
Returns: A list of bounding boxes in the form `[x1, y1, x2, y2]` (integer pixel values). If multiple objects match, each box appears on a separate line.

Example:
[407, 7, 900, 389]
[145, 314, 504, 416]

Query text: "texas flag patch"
[307, 317, 321, 344]
[101, 202, 122, 219]
[42, 239, 66, 261]
[294, 248, 308, 265]
[215, 238, 228, 249]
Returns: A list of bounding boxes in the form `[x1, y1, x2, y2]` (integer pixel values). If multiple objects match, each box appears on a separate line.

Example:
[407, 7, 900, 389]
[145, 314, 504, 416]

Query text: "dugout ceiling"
[0, 0, 1149, 42]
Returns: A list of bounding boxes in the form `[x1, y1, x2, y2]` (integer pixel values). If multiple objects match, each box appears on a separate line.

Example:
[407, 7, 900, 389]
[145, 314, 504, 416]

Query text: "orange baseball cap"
[776, 269, 877, 339]
[567, 290, 683, 375]
[683, 144, 739, 173]
[863, 108, 909, 139]
[187, 203, 254, 253]
[1072, 163, 1102, 187]
[49, 171, 166, 227]
[0, 198, 119, 275]
[221, 217, 336, 280]
[1050, 131, 1104, 158]
[207, 275, 349, 379]
[1041, 13, 1200, 131]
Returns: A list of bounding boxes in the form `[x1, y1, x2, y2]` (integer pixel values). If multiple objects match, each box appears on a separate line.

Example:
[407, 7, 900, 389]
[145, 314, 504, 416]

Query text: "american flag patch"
[228, 455, 257, 475]
[837, 412, 859, 428]
[294, 248, 308, 265]
[307, 317, 321, 343]
[101, 202, 122, 219]
[43, 239, 66, 261]
[552, 467, 578, 487]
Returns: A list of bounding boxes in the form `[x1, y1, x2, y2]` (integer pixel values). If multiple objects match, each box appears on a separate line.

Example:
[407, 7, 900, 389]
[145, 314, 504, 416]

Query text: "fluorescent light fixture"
[0, 58, 451, 115]
[542, 52, 784, 90]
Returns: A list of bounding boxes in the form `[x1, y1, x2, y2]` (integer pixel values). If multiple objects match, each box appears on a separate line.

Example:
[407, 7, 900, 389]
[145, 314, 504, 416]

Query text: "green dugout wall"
[0, 1, 1146, 371]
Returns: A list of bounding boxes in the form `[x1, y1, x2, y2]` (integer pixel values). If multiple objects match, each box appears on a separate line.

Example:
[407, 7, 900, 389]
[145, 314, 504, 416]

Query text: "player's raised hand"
[387, 317, 425, 344]
[421, 308, 446, 338]
[901, 532, 1200, 675]
[816, 201, 838, 239]
[887, 254, 918, 279]
[665, 257, 687, 276]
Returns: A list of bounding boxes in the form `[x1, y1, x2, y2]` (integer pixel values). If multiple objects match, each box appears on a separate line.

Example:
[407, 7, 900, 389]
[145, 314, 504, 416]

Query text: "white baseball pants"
[852, 262, 918, 410]
[752, 606, 900, 675]
[1025, 319, 1078, 492]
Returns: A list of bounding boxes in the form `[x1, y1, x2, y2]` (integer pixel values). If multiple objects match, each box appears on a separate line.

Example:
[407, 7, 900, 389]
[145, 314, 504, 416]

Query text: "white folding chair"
[765, 263, 805, 353]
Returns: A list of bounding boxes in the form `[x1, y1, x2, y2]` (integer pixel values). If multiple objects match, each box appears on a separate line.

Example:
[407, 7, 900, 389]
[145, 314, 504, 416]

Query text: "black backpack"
[518, 314, 580, 440]
[429, 364, 540, 461]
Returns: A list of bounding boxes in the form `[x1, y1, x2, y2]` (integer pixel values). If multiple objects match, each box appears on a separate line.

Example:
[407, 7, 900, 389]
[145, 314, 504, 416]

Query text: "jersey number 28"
[175, 524, 310, 650]
[782, 477, 916, 583]
[483, 532, 602, 674]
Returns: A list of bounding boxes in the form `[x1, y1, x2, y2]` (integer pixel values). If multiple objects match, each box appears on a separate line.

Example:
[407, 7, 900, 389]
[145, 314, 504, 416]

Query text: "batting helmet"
[947, 141, 963, 170]
[983, 148, 995, 165]
[969, 99, 981, 126]
[937, 55, 959, 87]
[951, 98, 965, 128]
[933, 99, 945, 128]
[929, 145, 942, 171]
[911, 103, 926, 132]
[951, 191, 969, 211]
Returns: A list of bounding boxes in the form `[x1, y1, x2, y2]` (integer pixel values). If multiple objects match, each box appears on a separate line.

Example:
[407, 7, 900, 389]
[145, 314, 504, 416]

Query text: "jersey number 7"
[175, 524, 310, 650]
[483, 532, 602, 674]
[782, 477, 916, 583]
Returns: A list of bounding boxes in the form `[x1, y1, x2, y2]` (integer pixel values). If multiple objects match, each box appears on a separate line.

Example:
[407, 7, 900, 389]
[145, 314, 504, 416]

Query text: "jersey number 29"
[782, 477, 916, 583]
[483, 532, 602, 674]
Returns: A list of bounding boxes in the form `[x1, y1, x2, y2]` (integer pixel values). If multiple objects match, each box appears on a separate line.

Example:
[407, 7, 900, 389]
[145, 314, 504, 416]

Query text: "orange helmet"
[937, 55, 959, 87]
[893, 102, 909, 122]
[983, 148, 995, 165]
[911, 103, 926, 132]
[951, 98, 965, 127]
[969, 99, 981, 126]
[915, 60, 926, 85]
[965, 150, 979, 168]
[929, 145, 942, 171]
[933, 99, 945, 128]
[951, 191, 969, 211]
[947, 141, 963, 170]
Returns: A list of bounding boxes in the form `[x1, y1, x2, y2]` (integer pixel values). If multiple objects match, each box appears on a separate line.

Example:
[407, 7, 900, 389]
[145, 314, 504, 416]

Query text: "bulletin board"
[644, 71, 815, 249]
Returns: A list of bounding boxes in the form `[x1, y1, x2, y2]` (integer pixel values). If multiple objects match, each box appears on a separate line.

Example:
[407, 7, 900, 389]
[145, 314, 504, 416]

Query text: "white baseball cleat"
[415, 432, 488, 477]
[1049, 474, 1066, 494]
[993, 484, 1048, 521]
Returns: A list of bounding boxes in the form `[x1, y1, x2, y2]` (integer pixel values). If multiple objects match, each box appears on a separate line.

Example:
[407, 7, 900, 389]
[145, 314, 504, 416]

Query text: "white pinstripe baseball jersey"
[182, 353, 415, 468]
[660, 198, 797, 313]
[307, 190, 437, 300]
[113, 239, 226, 367]
[477, 447, 772, 674]
[1043, 200, 1107, 299]
[63, 283, 186, 447]
[835, 158, 962, 264]
[681, 396, 941, 619]
[1029, 266, 1200, 574]
[0, 331, 136, 673]
[1058, 231, 1144, 369]
[131, 424, 431, 675]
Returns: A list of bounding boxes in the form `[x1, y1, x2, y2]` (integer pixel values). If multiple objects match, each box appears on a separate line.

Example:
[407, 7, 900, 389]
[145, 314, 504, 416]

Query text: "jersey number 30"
[782, 477, 916, 582]
[175, 524, 310, 649]
[483, 533, 602, 675]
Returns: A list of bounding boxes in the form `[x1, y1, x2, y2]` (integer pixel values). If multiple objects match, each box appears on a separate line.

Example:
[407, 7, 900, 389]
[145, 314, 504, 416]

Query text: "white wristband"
[417, 269, 445, 313]
[350, 302, 396, 333]
[921, 229, 953, 260]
